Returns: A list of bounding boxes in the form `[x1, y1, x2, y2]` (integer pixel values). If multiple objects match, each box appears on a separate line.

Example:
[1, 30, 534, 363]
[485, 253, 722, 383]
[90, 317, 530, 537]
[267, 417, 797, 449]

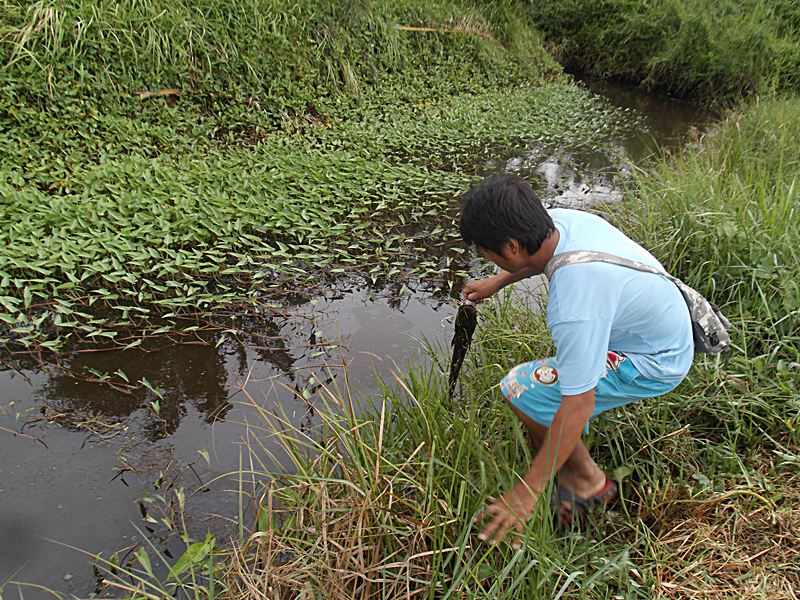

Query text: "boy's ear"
[504, 238, 521, 256]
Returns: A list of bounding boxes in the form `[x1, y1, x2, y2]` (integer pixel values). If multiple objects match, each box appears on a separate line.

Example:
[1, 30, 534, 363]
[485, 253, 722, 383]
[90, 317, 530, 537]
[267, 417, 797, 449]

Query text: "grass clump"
[527, 0, 800, 104]
[183, 302, 662, 599]
[617, 96, 800, 364]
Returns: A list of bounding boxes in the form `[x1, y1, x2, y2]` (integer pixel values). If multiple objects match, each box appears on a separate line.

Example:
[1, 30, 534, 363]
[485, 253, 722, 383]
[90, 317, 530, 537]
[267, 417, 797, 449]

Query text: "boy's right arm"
[463, 267, 538, 302]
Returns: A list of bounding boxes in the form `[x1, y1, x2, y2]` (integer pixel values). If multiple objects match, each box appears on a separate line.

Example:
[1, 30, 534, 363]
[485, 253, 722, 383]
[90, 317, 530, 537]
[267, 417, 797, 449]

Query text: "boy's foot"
[551, 475, 617, 524]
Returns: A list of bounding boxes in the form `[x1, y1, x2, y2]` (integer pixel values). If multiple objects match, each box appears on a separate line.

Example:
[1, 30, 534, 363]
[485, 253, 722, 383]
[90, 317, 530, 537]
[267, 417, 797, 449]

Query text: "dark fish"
[448, 300, 478, 398]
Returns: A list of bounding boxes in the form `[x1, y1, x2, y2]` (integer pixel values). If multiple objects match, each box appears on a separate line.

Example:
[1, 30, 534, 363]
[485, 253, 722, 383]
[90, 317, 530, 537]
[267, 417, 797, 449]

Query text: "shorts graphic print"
[533, 364, 559, 385]
[499, 352, 679, 429]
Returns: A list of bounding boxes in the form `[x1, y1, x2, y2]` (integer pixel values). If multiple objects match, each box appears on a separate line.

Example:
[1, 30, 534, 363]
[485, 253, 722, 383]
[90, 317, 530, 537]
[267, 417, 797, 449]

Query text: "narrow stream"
[0, 80, 706, 597]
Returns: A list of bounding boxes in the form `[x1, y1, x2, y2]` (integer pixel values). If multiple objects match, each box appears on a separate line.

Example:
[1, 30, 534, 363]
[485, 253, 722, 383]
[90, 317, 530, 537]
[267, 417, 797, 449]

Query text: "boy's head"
[459, 175, 555, 258]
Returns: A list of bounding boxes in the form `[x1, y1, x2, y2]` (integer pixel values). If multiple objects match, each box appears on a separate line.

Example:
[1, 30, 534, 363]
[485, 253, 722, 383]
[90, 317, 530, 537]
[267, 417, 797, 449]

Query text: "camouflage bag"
[544, 251, 732, 355]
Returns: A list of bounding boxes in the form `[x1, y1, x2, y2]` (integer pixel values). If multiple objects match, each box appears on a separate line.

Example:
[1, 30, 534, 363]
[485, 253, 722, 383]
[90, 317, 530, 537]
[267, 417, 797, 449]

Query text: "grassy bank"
[1, 0, 647, 354]
[527, 0, 800, 104]
[107, 97, 800, 598]
[619, 98, 800, 363]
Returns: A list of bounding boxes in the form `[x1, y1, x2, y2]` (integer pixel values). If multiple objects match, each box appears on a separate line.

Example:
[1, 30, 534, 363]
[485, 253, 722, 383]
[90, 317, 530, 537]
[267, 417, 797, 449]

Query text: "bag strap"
[544, 250, 677, 283]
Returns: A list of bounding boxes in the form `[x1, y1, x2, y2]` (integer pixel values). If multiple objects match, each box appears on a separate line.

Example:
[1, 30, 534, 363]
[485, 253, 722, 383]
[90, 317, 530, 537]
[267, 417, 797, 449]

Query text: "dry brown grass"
[394, 9, 503, 49]
[647, 476, 800, 599]
[220, 478, 461, 599]
[3, 2, 63, 58]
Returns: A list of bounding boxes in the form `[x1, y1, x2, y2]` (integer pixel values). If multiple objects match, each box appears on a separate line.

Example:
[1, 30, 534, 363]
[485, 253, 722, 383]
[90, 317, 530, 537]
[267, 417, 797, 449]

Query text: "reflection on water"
[43, 343, 233, 437]
[486, 80, 707, 212]
[489, 147, 627, 210]
[0, 79, 709, 598]
[579, 77, 710, 148]
[0, 289, 454, 595]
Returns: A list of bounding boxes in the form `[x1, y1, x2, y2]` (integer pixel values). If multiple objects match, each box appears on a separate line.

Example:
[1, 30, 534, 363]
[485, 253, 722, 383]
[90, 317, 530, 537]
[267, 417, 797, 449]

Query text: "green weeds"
[0, 0, 636, 353]
[528, 0, 800, 104]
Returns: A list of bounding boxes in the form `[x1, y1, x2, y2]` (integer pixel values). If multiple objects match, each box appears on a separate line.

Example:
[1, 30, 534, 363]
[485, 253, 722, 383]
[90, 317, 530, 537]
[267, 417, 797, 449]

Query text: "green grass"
[616, 96, 800, 363]
[0, 0, 555, 107]
[527, 0, 800, 104]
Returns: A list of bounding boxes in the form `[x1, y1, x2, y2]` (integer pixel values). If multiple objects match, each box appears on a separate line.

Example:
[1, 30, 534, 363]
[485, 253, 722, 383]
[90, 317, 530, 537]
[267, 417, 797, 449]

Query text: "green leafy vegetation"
[1, 0, 638, 352]
[527, 0, 800, 104]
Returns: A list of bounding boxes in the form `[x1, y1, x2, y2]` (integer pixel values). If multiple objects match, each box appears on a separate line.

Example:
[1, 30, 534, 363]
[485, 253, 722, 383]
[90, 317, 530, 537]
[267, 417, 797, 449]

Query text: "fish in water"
[448, 300, 478, 398]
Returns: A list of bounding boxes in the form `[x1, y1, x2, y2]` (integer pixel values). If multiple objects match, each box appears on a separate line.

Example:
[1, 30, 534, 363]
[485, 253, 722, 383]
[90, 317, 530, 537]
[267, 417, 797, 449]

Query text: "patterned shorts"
[500, 352, 680, 429]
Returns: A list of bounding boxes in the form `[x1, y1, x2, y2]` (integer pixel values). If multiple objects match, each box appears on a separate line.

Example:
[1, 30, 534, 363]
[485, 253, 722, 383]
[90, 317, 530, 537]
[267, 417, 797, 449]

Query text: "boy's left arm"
[477, 389, 595, 546]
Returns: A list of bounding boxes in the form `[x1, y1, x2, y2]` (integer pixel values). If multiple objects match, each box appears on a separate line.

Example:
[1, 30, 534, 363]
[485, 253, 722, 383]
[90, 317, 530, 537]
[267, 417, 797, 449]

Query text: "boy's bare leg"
[508, 403, 606, 498]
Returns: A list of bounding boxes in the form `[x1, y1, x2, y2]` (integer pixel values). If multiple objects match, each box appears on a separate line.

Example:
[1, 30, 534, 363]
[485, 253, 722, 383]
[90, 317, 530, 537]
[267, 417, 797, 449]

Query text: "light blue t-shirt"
[547, 208, 693, 395]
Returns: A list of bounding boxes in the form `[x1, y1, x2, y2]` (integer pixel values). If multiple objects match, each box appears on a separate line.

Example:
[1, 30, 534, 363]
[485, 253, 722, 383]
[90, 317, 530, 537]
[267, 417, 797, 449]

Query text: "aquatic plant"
[0, 0, 637, 353]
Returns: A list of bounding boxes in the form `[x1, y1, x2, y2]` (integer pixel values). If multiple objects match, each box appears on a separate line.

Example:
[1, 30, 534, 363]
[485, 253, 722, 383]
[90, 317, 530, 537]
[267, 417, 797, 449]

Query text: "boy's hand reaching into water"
[463, 266, 539, 302]
[463, 277, 501, 302]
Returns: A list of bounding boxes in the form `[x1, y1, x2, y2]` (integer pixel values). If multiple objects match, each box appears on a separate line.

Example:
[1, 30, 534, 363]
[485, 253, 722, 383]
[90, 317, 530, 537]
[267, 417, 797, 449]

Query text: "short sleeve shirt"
[547, 209, 693, 395]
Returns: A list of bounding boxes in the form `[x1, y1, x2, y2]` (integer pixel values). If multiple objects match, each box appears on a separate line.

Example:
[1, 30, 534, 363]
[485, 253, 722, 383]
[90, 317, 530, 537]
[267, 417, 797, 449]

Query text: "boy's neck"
[527, 229, 560, 274]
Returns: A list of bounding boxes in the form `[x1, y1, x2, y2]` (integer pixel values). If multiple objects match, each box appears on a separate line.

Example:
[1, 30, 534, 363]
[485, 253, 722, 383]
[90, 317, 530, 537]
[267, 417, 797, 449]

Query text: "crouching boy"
[459, 175, 693, 545]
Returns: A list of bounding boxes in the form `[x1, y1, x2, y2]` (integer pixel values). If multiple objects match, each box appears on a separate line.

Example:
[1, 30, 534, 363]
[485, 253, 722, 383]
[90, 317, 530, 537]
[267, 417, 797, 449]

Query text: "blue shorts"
[500, 352, 679, 429]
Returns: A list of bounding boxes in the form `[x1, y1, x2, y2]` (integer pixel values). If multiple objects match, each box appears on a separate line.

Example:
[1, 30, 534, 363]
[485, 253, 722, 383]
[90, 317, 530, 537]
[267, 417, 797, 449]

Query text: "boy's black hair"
[459, 175, 555, 256]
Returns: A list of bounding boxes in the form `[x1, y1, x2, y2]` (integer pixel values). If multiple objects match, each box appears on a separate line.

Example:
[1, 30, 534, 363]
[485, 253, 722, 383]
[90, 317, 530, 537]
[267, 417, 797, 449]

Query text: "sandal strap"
[553, 475, 618, 522]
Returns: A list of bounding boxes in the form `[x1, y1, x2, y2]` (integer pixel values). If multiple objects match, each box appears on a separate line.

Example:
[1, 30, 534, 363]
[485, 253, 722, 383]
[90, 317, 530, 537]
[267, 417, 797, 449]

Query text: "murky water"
[0, 80, 706, 597]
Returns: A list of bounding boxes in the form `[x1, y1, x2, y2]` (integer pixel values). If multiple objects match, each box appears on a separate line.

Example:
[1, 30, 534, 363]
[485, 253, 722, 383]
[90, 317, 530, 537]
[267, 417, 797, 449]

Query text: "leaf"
[0, 296, 20, 311]
[139, 376, 164, 399]
[134, 547, 153, 577]
[257, 508, 271, 532]
[612, 465, 633, 482]
[168, 533, 215, 580]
